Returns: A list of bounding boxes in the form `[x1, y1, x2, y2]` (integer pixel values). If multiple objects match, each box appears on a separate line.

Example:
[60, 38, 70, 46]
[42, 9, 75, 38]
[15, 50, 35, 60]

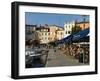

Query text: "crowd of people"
[58, 44, 89, 64]
[25, 39, 89, 65]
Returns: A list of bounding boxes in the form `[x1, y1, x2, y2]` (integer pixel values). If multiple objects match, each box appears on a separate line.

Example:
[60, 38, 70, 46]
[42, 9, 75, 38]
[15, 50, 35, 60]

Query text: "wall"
[0, 0, 99, 81]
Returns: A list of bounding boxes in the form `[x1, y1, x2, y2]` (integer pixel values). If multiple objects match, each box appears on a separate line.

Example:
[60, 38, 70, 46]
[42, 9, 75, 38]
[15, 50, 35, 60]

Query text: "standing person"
[79, 47, 84, 63]
[84, 49, 89, 63]
[54, 47, 56, 53]
[75, 46, 80, 59]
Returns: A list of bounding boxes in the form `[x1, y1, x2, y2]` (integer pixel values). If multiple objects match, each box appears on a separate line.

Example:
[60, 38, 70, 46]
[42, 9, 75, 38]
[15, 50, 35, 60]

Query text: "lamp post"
[82, 15, 86, 63]
[82, 15, 86, 30]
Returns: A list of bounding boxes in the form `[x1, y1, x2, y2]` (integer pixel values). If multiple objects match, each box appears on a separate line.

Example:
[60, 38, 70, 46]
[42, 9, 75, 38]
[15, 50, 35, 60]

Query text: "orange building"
[76, 22, 90, 30]
[48, 25, 59, 42]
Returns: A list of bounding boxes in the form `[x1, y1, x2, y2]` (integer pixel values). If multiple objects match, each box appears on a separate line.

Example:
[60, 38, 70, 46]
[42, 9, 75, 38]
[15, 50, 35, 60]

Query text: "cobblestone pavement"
[46, 48, 87, 67]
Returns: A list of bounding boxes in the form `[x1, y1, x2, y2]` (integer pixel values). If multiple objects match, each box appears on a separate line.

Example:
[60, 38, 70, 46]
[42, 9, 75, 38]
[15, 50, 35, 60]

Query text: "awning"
[56, 28, 89, 44]
[73, 36, 89, 42]
[56, 35, 73, 44]
[72, 28, 89, 42]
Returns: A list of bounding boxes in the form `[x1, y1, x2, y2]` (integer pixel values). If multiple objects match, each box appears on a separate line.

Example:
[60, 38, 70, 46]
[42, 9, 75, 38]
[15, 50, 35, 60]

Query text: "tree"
[72, 25, 82, 34]
[25, 31, 41, 47]
[32, 39, 40, 47]
[49, 40, 58, 47]
[32, 31, 41, 47]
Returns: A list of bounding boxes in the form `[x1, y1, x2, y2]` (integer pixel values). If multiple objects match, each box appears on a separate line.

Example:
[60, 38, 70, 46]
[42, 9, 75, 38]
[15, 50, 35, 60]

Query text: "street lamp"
[82, 15, 87, 63]
[82, 15, 87, 30]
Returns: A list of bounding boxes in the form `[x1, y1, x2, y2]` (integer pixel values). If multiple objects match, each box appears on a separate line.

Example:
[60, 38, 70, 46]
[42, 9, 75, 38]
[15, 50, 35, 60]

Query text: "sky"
[25, 12, 89, 27]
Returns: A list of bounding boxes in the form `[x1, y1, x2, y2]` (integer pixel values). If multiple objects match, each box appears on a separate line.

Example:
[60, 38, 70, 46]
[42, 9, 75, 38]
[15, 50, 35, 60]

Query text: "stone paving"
[46, 48, 86, 67]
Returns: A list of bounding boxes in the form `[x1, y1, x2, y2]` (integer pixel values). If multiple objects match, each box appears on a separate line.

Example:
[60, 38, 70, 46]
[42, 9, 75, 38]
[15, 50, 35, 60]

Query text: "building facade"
[64, 21, 75, 38]
[25, 21, 90, 44]
[49, 25, 59, 42]
[25, 25, 37, 41]
[36, 26, 50, 44]
[26, 25, 37, 33]
[76, 22, 90, 30]
[56, 28, 64, 40]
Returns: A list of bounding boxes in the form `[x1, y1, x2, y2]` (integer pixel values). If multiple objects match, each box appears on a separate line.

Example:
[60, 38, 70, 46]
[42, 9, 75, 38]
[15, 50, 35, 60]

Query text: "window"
[48, 38, 50, 40]
[48, 32, 50, 35]
[68, 31, 71, 34]
[45, 33, 47, 35]
[66, 31, 67, 34]
[72, 25, 74, 28]
[69, 25, 70, 28]
[42, 33, 44, 35]
[60, 32, 62, 35]
[45, 37, 47, 40]
[44, 29, 46, 31]
[41, 29, 44, 31]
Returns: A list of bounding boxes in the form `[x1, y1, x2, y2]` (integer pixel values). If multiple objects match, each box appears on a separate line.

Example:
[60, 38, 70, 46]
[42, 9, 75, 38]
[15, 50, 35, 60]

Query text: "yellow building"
[36, 27, 50, 44]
